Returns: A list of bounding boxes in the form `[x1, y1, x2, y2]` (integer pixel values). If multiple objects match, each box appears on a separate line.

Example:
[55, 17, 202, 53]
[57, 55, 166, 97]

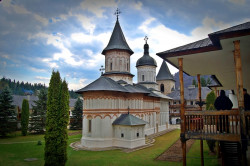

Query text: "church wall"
[157, 80, 175, 95]
[137, 65, 156, 83]
[105, 50, 131, 73]
[81, 91, 169, 148]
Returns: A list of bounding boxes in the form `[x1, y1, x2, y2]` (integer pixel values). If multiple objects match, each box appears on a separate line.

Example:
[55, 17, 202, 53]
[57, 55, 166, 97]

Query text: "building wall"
[81, 91, 169, 148]
[157, 80, 175, 95]
[137, 65, 157, 83]
[105, 50, 131, 73]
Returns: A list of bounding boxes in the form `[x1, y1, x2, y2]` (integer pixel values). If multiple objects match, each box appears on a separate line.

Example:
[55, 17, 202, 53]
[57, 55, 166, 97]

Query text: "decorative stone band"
[83, 112, 158, 119]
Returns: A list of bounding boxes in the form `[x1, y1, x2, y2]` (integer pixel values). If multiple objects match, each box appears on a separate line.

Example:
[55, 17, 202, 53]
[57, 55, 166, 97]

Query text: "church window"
[137, 132, 139, 137]
[127, 63, 129, 71]
[160, 84, 164, 93]
[142, 75, 145, 81]
[88, 119, 92, 132]
[121, 133, 124, 138]
[191, 101, 193, 105]
[110, 63, 112, 71]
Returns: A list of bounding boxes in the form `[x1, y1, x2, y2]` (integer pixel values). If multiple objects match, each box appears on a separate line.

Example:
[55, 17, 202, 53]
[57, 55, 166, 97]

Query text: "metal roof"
[136, 43, 157, 67]
[123, 84, 150, 93]
[76, 76, 128, 93]
[112, 113, 147, 126]
[156, 60, 175, 81]
[103, 71, 134, 77]
[167, 87, 211, 100]
[102, 19, 133, 55]
[157, 38, 213, 56]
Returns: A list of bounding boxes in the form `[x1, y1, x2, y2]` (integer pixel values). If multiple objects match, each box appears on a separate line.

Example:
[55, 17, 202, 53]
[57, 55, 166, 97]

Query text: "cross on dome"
[144, 36, 148, 44]
[114, 8, 121, 20]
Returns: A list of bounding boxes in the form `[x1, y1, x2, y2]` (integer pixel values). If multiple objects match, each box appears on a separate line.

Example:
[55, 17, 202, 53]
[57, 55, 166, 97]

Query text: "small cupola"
[136, 36, 157, 67]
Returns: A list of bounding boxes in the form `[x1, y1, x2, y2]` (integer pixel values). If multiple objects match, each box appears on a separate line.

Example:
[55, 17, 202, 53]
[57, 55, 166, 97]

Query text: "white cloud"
[2, 0, 48, 25]
[191, 17, 231, 39]
[132, 1, 143, 10]
[30, 67, 47, 73]
[80, 0, 117, 18]
[228, 0, 245, 5]
[75, 14, 96, 34]
[0, 54, 10, 59]
[68, 78, 90, 90]
[35, 76, 50, 80]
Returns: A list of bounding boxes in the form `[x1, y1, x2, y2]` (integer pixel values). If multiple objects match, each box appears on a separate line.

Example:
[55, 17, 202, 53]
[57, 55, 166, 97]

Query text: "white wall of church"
[105, 51, 131, 73]
[137, 66, 156, 83]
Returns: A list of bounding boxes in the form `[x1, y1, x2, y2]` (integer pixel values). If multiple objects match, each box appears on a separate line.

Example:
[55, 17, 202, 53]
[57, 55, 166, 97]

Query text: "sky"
[0, 0, 249, 91]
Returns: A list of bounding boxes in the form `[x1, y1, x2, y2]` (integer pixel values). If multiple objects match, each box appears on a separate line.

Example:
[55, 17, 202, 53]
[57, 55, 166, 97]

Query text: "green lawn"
[0, 130, 220, 166]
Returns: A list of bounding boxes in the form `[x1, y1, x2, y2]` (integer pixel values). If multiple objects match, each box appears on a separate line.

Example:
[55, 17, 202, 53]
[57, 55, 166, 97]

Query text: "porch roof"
[157, 22, 250, 91]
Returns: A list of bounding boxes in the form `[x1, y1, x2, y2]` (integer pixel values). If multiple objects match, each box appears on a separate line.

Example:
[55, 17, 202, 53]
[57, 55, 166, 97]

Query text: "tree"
[29, 89, 47, 134]
[0, 88, 16, 136]
[205, 90, 217, 153]
[70, 98, 83, 130]
[201, 77, 207, 87]
[192, 78, 197, 87]
[21, 99, 29, 136]
[206, 90, 216, 110]
[44, 71, 69, 166]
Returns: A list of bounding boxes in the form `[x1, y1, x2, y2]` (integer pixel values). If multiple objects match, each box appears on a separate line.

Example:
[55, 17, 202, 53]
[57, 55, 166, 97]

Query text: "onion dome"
[136, 42, 157, 67]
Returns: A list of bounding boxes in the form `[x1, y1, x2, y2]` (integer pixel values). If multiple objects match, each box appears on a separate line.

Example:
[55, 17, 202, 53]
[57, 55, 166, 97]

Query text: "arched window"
[160, 84, 164, 93]
[110, 62, 112, 71]
[142, 75, 145, 81]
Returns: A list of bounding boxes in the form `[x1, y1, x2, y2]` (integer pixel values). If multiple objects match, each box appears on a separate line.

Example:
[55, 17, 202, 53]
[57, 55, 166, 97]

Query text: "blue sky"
[0, 0, 249, 90]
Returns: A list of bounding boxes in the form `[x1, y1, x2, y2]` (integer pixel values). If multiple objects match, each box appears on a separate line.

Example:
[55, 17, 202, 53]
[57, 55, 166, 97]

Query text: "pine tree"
[70, 98, 83, 130]
[21, 99, 29, 136]
[0, 88, 16, 136]
[192, 78, 197, 87]
[205, 90, 216, 152]
[44, 71, 69, 166]
[29, 89, 47, 134]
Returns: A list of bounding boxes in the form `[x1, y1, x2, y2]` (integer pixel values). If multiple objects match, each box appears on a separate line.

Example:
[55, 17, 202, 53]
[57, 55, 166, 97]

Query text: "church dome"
[136, 43, 157, 67]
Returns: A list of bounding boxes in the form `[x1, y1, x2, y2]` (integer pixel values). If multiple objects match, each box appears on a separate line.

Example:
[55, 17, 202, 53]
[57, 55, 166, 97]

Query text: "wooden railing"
[184, 110, 242, 141]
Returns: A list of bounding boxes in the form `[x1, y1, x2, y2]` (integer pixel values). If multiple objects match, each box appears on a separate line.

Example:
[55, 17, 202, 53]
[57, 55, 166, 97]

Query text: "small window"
[88, 119, 92, 132]
[160, 84, 164, 93]
[127, 63, 129, 71]
[137, 133, 139, 137]
[191, 101, 193, 105]
[110, 63, 112, 71]
[174, 101, 176, 104]
[142, 75, 145, 81]
[121, 133, 124, 138]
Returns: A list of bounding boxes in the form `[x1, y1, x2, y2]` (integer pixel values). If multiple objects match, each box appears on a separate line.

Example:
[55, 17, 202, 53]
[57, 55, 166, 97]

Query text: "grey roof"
[102, 19, 133, 55]
[12, 95, 38, 108]
[167, 87, 211, 100]
[123, 84, 150, 93]
[12, 95, 77, 108]
[157, 22, 250, 57]
[134, 84, 160, 98]
[209, 21, 250, 36]
[157, 38, 213, 56]
[137, 82, 158, 85]
[136, 43, 157, 67]
[156, 60, 175, 81]
[117, 80, 127, 84]
[112, 114, 147, 126]
[103, 71, 134, 77]
[76, 76, 128, 93]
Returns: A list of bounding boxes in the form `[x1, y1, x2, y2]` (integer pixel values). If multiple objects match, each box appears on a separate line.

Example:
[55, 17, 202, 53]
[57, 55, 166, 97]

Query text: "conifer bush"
[21, 99, 29, 136]
[44, 71, 69, 166]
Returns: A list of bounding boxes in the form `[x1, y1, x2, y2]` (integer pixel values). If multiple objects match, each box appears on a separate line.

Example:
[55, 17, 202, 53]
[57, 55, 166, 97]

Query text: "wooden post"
[197, 74, 204, 166]
[233, 40, 247, 165]
[178, 58, 186, 166]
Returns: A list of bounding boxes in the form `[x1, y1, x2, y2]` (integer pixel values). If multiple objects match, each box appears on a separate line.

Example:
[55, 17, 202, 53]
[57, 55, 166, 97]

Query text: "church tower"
[136, 37, 158, 90]
[156, 60, 175, 95]
[102, 11, 134, 84]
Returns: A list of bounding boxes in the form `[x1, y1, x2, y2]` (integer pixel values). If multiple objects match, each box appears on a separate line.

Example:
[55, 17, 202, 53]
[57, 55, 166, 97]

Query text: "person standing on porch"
[214, 90, 233, 133]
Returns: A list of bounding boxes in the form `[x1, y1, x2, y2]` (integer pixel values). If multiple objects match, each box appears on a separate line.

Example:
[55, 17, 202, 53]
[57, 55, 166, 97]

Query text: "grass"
[0, 129, 220, 166]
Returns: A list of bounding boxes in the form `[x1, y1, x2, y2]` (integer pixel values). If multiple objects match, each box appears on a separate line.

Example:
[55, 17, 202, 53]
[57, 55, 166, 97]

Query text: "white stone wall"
[105, 51, 131, 73]
[137, 66, 156, 83]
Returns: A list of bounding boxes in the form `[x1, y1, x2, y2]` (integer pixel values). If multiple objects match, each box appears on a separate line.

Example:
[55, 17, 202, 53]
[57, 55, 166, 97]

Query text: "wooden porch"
[157, 22, 250, 165]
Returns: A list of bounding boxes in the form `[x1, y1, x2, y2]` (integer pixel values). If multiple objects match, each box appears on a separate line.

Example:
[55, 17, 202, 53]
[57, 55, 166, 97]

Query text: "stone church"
[76, 16, 174, 149]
